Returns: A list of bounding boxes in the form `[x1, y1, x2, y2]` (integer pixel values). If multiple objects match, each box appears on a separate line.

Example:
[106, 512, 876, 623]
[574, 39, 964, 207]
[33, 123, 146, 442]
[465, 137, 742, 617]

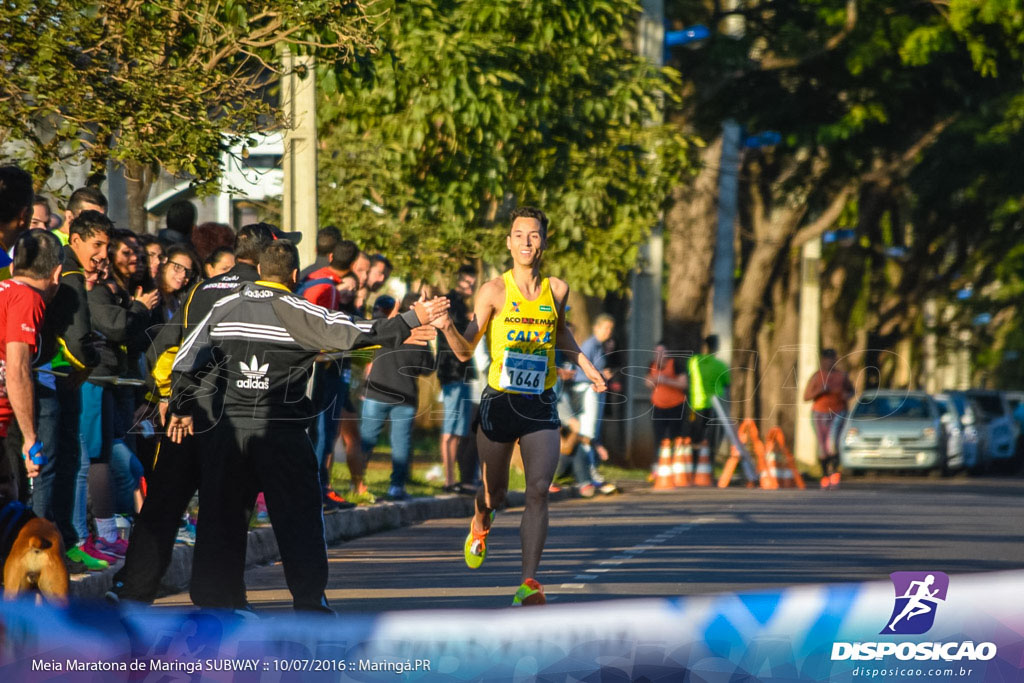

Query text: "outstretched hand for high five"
[412, 296, 450, 325]
[405, 325, 438, 346]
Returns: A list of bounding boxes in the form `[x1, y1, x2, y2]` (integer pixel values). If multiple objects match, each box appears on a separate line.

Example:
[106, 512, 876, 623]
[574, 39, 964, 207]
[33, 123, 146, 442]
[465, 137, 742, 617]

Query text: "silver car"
[964, 390, 1019, 465]
[840, 391, 947, 474]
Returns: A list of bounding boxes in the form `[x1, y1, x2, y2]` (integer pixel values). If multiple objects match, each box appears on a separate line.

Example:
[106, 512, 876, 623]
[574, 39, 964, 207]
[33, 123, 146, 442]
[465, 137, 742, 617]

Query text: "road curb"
[70, 488, 569, 600]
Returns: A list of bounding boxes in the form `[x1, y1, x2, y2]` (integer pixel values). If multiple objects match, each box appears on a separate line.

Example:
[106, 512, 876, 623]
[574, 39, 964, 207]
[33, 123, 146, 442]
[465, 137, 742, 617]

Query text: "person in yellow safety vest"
[687, 335, 731, 464]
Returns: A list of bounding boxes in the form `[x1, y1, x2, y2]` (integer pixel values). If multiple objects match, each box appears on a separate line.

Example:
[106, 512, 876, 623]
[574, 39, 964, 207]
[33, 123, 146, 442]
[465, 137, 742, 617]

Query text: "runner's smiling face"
[507, 217, 546, 267]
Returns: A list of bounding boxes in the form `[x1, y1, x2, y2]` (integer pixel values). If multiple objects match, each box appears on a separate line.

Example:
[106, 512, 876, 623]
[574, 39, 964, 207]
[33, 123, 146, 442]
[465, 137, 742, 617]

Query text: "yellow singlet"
[487, 271, 558, 394]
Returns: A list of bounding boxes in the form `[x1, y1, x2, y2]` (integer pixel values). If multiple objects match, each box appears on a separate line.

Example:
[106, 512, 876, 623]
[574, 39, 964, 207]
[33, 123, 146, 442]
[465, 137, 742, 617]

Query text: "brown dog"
[2, 515, 69, 606]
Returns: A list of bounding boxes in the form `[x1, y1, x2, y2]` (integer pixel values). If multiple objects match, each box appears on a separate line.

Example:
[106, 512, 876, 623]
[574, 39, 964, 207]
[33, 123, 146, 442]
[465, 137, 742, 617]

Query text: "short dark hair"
[0, 165, 34, 223]
[235, 223, 276, 262]
[259, 240, 299, 282]
[704, 335, 719, 353]
[821, 348, 838, 360]
[205, 246, 234, 269]
[66, 186, 107, 216]
[371, 294, 396, 318]
[33, 195, 51, 212]
[12, 229, 63, 279]
[69, 210, 113, 241]
[510, 206, 549, 239]
[331, 239, 360, 271]
[166, 200, 197, 235]
[457, 264, 477, 279]
[369, 253, 393, 271]
[316, 226, 342, 257]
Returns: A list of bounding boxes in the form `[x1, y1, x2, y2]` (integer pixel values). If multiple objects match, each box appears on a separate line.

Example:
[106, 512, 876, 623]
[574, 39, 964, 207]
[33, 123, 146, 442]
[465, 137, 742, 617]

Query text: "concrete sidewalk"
[70, 488, 582, 600]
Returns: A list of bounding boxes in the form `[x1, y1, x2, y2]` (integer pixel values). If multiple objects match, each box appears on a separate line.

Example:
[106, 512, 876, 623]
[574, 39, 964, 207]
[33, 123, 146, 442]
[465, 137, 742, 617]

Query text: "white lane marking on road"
[560, 518, 713, 597]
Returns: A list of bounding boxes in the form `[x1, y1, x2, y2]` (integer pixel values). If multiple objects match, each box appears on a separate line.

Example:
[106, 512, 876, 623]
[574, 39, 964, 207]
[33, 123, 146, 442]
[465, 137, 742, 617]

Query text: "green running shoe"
[67, 545, 109, 571]
[511, 578, 546, 606]
[463, 511, 494, 570]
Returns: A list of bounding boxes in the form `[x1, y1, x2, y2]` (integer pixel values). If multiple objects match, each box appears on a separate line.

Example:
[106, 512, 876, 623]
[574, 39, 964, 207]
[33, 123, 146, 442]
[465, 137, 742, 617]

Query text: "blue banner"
[2, 570, 1022, 681]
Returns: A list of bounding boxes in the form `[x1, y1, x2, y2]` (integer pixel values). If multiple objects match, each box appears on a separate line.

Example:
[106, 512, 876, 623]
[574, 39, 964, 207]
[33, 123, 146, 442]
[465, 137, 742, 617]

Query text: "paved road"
[155, 476, 1024, 613]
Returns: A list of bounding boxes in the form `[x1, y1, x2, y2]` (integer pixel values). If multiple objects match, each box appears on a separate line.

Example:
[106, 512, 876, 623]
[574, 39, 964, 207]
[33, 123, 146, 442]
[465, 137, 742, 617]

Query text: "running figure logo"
[881, 571, 949, 635]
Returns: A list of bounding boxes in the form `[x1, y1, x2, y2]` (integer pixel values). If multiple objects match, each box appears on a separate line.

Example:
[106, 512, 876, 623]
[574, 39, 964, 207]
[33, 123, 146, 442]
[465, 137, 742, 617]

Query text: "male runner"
[434, 206, 606, 606]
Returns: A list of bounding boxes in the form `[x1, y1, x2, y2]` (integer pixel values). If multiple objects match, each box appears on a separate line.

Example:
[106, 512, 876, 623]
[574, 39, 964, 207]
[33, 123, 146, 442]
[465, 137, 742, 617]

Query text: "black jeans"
[111, 435, 205, 603]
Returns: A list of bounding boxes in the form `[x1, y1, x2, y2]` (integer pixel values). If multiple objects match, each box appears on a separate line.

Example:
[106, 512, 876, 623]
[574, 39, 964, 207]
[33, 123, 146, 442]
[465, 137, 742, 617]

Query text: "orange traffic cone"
[765, 427, 806, 490]
[653, 439, 675, 490]
[763, 447, 781, 490]
[672, 437, 693, 487]
[693, 445, 713, 486]
[717, 445, 740, 488]
[773, 447, 794, 488]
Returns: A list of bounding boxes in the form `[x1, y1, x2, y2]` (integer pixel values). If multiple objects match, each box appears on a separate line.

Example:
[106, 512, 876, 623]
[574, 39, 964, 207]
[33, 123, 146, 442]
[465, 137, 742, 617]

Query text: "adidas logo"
[236, 356, 270, 390]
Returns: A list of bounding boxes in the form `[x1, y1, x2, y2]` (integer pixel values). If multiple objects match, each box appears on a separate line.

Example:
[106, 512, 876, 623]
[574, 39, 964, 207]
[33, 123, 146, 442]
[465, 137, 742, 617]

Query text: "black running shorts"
[476, 386, 561, 444]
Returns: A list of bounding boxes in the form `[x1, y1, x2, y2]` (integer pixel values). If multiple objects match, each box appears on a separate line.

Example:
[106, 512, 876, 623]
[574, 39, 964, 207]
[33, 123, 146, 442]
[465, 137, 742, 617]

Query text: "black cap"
[236, 222, 303, 245]
[271, 227, 303, 244]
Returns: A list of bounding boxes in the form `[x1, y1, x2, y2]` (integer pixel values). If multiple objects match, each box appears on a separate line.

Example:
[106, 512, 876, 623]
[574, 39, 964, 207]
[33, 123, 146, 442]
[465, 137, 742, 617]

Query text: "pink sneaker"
[94, 536, 129, 558]
[81, 536, 118, 564]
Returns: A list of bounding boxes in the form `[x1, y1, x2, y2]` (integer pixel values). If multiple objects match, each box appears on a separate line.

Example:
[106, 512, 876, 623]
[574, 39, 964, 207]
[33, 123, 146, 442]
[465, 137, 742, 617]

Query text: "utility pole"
[795, 238, 821, 469]
[710, 120, 742, 368]
[281, 48, 319, 267]
[625, 0, 665, 464]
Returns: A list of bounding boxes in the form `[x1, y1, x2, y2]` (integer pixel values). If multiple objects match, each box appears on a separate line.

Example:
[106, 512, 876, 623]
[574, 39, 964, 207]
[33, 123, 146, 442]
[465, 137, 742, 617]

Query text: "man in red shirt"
[301, 239, 370, 309]
[0, 230, 65, 504]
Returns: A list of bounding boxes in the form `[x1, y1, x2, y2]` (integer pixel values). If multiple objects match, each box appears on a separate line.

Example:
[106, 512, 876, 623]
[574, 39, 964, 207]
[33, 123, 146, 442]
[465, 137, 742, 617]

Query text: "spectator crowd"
[0, 164, 629, 595]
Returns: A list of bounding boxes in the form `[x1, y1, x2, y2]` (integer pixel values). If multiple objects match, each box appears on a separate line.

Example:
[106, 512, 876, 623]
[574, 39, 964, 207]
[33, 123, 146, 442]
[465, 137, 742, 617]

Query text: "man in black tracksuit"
[167, 241, 448, 612]
[109, 224, 274, 604]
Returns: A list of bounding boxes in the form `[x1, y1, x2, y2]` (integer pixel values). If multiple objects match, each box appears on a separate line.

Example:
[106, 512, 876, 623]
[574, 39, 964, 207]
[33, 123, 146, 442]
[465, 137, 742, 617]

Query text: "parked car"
[932, 392, 975, 472]
[840, 391, 948, 474]
[964, 390, 1020, 468]
[941, 391, 991, 473]
[1002, 390, 1024, 459]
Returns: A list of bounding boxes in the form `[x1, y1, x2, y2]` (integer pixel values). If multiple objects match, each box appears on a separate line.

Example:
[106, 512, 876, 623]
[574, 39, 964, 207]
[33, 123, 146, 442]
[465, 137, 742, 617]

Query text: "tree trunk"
[663, 136, 721, 353]
[124, 161, 156, 234]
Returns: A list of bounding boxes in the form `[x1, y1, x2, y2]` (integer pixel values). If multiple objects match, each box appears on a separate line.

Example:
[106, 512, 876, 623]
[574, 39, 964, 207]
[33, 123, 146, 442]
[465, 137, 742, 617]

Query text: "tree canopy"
[317, 0, 695, 293]
[0, 0, 381, 226]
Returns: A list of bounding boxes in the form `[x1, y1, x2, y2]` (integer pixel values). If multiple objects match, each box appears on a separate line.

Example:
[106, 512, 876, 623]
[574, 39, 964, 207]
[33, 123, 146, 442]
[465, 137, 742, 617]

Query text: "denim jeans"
[359, 398, 415, 488]
[75, 381, 105, 540]
[29, 383, 60, 519]
[308, 362, 344, 471]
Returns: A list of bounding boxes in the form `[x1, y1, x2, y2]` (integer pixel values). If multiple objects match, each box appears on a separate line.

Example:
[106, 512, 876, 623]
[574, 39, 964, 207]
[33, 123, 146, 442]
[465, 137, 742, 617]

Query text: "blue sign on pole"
[665, 25, 711, 47]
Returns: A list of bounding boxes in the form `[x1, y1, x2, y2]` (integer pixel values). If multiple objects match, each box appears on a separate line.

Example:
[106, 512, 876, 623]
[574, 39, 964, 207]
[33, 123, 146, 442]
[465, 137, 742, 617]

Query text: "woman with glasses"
[154, 245, 198, 322]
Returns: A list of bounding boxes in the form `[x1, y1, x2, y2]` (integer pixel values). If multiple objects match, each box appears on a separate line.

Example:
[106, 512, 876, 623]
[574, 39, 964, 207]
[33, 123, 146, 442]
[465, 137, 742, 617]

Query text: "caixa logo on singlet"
[237, 356, 270, 390]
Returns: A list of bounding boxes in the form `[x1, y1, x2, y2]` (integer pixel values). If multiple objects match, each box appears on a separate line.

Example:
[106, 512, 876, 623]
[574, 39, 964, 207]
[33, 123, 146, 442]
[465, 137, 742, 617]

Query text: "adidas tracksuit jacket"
[167, 280, 421, 611]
